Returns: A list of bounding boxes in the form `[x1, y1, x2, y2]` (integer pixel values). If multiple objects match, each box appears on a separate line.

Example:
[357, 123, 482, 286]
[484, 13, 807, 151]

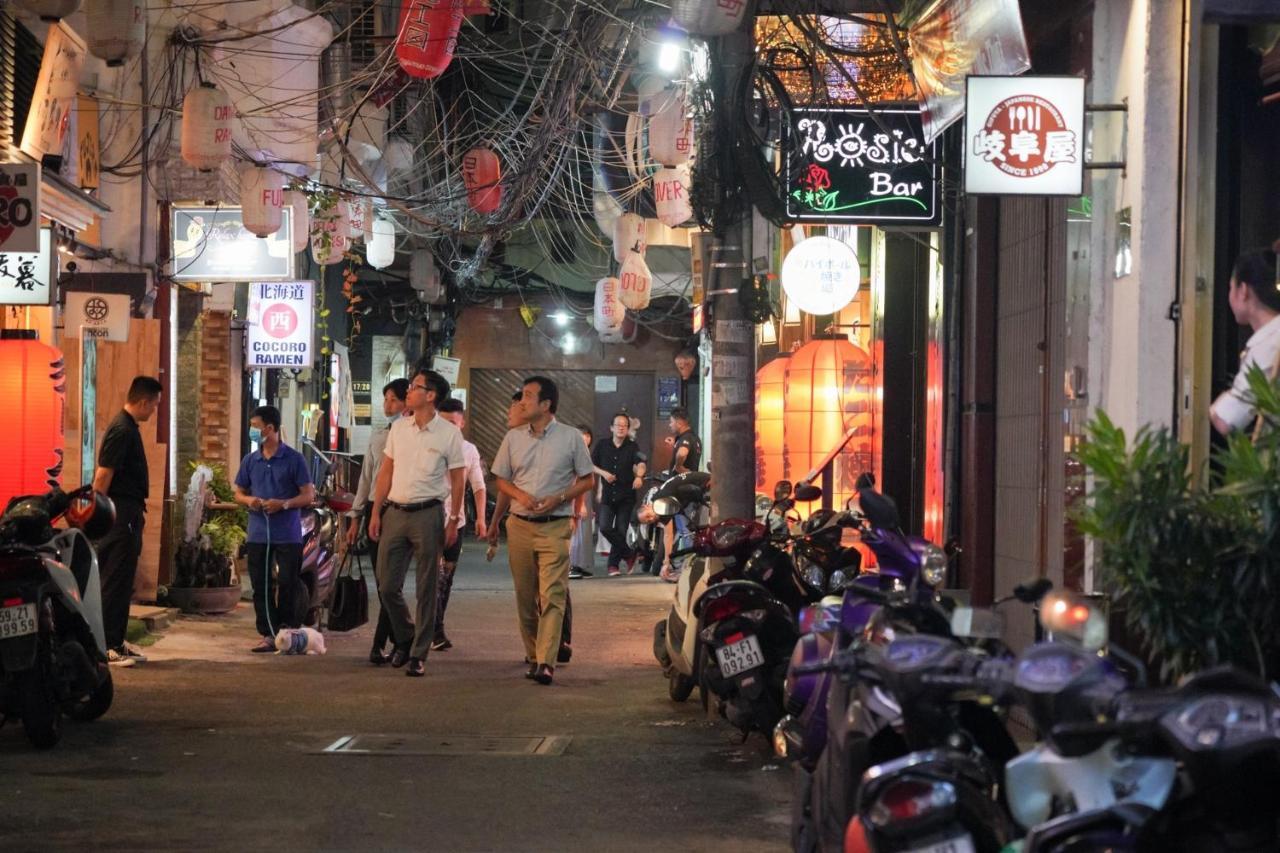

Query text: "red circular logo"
[973, 95, 1078, 179]
[262, 303, 298, 339]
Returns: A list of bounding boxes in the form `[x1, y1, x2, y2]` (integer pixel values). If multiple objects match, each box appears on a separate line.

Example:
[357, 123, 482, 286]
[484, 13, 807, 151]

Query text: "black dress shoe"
[533, 664, 554, 685]
[556, 644, 572, 664]
[524, 662, 538, 679]
[369, 649, 389, 666]
[405, 657, 425, 677]
[390, 645, 410, 668]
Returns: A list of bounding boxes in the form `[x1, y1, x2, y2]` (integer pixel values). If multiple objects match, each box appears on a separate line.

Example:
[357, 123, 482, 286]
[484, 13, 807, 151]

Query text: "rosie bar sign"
[784, 107, 940, 226]
[246, 281, 314, 368]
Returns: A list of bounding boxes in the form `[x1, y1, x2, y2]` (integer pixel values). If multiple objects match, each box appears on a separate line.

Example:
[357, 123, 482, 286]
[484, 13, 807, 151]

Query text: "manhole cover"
[320, 734, 571, 757]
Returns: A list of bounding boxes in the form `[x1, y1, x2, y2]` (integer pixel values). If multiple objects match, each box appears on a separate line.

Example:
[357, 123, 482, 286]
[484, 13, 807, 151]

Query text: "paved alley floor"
[0, 545, 791, 852]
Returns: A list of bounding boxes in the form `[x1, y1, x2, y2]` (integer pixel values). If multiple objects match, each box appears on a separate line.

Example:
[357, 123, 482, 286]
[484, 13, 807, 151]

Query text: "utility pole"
[707, 24, 756, 522]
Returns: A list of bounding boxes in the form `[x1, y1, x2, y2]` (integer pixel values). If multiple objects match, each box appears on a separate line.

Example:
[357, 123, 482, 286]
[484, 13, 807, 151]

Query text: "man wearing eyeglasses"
[367, 369, 465, 678]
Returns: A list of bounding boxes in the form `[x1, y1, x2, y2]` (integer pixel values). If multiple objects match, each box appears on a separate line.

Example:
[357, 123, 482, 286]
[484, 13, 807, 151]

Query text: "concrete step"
[130, 604, 180, 632]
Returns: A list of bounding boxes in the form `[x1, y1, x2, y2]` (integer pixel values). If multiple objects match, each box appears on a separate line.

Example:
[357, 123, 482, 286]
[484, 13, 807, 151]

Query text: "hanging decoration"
[670, 0, 750, 36]
[395, 0, 465, 80]
[612, 213, 647, 264]
[310, 197, 351, 266]
[240, 165, 285, 238]
[366, 218, 396, 270]
[648, 88, 694, 167]
[593, 277, 625, 334]
[180, 83, 233, 173]
[617, 251, 652, 311]
[86, 0, 145, 66]
[653, 166, 692, 227]
[286, 190, 310, 254]
[461, 147, 503, 214]
[346, 196, 371, 241]
[0, 331, 65, 509]
[754, 354, 789, 492]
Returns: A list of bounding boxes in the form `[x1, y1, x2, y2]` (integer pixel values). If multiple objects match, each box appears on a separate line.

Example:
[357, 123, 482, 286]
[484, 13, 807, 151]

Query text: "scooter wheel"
[668, 672, 695, 702]
[20, 670, 62, 749]
[65, 663, 113, 722]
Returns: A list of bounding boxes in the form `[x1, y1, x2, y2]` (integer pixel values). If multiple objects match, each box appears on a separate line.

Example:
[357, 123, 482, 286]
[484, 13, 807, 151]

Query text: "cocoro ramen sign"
[964, 75, 1085, 196]
[247, 281, 314, 368]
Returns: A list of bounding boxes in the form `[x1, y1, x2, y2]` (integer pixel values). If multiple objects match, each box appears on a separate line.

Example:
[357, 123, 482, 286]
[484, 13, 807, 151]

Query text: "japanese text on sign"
[247, 281, 315, 368]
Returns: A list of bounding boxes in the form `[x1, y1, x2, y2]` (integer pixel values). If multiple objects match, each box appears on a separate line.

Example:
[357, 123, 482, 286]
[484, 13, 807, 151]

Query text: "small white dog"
[274, 627, 326, 655]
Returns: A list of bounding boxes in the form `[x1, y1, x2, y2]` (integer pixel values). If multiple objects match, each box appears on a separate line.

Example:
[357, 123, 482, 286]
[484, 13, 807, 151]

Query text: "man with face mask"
[233, 405, 316, 652]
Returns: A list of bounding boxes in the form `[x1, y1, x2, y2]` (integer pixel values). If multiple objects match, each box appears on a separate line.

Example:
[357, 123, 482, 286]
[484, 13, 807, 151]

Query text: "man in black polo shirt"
[592, 411, 647, 577]
[92, 376, 163, 666]
[667, 406, 701, 473]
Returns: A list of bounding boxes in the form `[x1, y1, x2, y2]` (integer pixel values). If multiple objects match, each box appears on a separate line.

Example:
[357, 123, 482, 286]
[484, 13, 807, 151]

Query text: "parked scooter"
[297, 438, 342, 626]
[0, 486, 117, 748]
[650, 471, 715, 700]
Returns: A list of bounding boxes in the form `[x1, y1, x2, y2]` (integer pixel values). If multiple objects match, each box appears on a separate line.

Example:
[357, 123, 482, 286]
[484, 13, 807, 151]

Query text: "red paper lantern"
[396, 0, 464, 80]
[0, 331, 65, 508]
[754, 353, 789, 493]
[461, 147, 502, 214]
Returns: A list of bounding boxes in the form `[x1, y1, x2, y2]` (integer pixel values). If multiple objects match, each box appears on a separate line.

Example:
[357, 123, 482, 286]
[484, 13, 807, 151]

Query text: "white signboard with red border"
[246, 281, 314, 368]
[0, 163, 42, 254]
[964, 75, 1085, 196]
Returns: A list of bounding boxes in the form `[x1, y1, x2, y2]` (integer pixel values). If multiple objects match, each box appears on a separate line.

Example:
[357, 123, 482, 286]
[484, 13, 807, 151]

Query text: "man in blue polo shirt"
[233, 405, 315, 653]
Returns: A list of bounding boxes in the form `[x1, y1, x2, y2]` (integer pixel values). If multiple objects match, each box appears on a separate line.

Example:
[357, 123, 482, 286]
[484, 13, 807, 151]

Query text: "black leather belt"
[385, 499, 442, 512]
[514, 514, 568, 524]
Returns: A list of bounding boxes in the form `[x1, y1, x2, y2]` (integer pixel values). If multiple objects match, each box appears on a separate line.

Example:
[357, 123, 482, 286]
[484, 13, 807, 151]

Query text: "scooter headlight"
[919, 545, 947, 587]
[803, 565, 826, 591]
[829, 570, 848, 590]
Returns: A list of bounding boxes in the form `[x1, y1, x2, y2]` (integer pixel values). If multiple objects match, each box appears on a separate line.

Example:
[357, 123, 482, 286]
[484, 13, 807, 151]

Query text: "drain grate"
[320, 734, 571, 757]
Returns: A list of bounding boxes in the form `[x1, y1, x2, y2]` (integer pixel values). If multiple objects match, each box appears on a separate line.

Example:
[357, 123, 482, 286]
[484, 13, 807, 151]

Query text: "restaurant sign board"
[964, 75, 1086, 196]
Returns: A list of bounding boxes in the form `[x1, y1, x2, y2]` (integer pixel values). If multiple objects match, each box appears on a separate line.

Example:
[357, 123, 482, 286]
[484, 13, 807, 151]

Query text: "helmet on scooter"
[66, 490, 117, 540]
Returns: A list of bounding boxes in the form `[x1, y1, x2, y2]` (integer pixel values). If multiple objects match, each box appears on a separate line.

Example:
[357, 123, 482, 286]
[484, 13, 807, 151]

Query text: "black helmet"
[66, 491, 117, 540]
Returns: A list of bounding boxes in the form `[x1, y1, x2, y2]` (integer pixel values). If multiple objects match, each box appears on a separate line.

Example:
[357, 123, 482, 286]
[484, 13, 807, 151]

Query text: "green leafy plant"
[1075, 365, 1280, 681]
[174, 462, 247, 588]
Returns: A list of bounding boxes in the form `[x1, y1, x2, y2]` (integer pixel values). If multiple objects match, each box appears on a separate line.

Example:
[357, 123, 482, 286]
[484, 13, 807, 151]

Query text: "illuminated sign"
[780, 235, 861, 316]
[171, 205, 293, 282]
[246, 281, 314, 368]
[0, 227, 53, 306]
[964, 75, 1086, 196]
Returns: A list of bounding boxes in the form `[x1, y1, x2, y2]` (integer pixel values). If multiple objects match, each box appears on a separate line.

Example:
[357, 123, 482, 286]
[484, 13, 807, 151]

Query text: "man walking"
[432, 397, 487, 652]
[233, 406, 315, 652]
[346, 378, 410, 664]
[368, 369, 465, 677]
[492, 377, 594, 685]
[92, 376, 163, 666]
[592, 412, 646, 577]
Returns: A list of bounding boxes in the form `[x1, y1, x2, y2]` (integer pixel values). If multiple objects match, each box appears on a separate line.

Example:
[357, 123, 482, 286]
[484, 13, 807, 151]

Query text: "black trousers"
[598, 498, 635, 569]
[245, 542, 304, 637]
[433, 536, 464, 642]
[363, 506, 395, 652]
[96, 499, 145, 651]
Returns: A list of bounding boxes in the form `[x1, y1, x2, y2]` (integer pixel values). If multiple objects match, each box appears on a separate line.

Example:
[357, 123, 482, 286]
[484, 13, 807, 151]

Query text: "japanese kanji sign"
[964, 75, 1085, 196]
[0, 226, 53, 306]
[780, 235, 861, 316]
[0, 163, 42, 254]
[65, 291, 130, 341]
[246, 281, 314, 368]
[785, 107, 940, 226]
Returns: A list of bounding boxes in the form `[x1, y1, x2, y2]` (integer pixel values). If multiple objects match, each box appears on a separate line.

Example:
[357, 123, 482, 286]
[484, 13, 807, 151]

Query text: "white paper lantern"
[346, 197, 371, 241]
[411, 250, 444, 302]
[310, 200, 351, 266]
[286, 190, 309, 253]
[593, 277, 625, 333]
[671, 0, 749, 36]
[181, 83, 233, 172]
[366, 218, 395, 270]
[16, 0, 81, 20]
[618, 251, 652, 311]
[86, 0, 145, 66]
[649, 88, 694, 167]
[653, 167, 692, 227]
[612, 213, 647, 264]
[240, 165, 285, 238]
[780, 235, 861, 316]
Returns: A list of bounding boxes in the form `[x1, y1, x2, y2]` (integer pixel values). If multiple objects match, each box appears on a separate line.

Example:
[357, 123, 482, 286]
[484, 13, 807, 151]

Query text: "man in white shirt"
[431, 398, 487, 651]
[368, 369, 466, 677]
[1211, 248, 1280, 436]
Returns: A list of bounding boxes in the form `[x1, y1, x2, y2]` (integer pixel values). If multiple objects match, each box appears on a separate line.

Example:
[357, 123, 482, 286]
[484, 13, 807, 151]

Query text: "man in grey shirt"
[492, 376, 595, 685]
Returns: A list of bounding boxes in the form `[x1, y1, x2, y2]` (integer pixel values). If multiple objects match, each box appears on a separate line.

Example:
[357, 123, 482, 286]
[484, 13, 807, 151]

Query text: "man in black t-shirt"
[92, 376, 163, 666]
[667, 407, 701, 474]
[591, 412, 647, 576]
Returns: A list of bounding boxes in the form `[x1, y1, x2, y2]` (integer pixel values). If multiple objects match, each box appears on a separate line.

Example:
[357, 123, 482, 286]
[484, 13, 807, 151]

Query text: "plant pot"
[167, 585, 242, 615]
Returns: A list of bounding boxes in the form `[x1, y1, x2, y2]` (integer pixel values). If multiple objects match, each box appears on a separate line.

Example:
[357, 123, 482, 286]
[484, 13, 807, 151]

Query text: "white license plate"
[904, 834, 975, 853]
[0, 603, 38, 639]
[715, 634, 764, 678]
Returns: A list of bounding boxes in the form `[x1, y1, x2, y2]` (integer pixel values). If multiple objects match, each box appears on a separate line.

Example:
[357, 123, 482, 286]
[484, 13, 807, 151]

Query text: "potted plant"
[165, 462, 247, 615]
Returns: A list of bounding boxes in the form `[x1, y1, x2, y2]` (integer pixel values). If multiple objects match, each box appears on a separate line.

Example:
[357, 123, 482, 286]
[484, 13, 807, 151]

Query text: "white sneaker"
[121, 641, 148, 662]
[107, 649, 136, 667]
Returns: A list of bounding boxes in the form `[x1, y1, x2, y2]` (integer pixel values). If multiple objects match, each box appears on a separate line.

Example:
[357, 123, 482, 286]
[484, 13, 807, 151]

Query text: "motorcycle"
[0, 486, 117, 748]
[297, 438, 344, 627]
[650, 471, 715, 700]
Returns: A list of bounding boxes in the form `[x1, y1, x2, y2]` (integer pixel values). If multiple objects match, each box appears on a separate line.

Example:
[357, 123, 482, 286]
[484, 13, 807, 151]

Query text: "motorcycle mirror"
[773, 480, 793, 501]
[1013, 577, 1053, 603]
[652, 496, 682, 518]
[950, 606, 1006, 640]
[794, 484, 822, 502]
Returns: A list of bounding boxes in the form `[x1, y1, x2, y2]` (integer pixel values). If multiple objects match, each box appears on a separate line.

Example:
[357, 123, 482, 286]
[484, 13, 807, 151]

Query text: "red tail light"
[843, 816, 873, 853]
[703, 596, 743, 624]
[868, 779, 957, 828]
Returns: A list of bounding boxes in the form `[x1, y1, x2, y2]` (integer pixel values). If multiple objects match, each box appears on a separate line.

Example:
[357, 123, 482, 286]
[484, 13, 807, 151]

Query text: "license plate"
[0, 603, 37, 639]
[716, 634, 764, 677]
[904, 834, 975, 853]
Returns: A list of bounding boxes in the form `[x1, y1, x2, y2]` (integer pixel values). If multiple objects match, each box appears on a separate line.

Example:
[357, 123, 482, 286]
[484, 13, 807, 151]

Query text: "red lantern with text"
[462, 147, 502, 214]
[0, 331, 66, 509]
[783, 339, 874, 512]
[754, 353, 789, 492]
[396, 0, 464, 80]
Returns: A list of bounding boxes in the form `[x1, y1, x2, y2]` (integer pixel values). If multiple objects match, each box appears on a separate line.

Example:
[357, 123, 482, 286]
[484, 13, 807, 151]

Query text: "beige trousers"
[505, 516, 571, 665]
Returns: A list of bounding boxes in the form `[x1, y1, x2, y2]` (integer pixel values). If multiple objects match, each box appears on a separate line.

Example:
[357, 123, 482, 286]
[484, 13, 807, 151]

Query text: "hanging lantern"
[15, 0, 80, 20]
[593, 277, 625, 334]
[754, 354, 789, 493]
[653, 167, 692, 227]
[612, 213, 647, 264]
[286, 190, 309, 254]
[411, 250, 444, 302]
[617, 251, 652, 311]
[648, 88, 694, 167]
[395, 0, 465, 80]
[783, 339, 874, 512]
[86, 0, 145, 66]
[180, 83, 233, 172]
[0, 331, 65, 509]
[461, 147, 502, 214]
[346, 197, 371, 241]
[310, 200, 351, 266]
[366, 218, 396, 270]
[671, 0, 750, 36]
[240, 165, 285, 238]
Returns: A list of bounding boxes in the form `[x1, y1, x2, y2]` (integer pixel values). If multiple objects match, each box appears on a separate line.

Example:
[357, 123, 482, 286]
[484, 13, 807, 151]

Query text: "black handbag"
[328, 551, 369, 632]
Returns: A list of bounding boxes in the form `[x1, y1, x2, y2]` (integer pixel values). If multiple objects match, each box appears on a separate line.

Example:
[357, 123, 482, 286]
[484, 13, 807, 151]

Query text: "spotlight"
[551, 311, 571, 327]
[654, 24, 688, 76]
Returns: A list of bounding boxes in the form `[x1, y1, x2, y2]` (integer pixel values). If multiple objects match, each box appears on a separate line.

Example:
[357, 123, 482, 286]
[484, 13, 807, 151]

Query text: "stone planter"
[167, 585, 242, 615]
